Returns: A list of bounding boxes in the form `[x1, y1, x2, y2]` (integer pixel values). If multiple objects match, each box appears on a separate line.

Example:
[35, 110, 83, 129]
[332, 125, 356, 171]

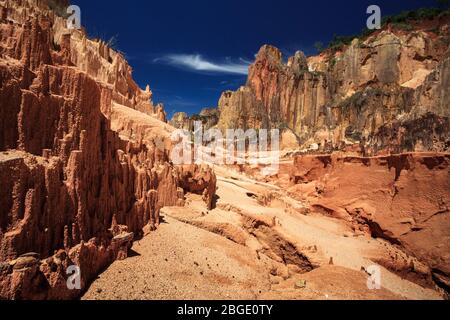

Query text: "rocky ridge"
[207, 13, 450, 154]
[169, 107, 219, 131]
[0, 0, 215, 299]
[289, 152, 450, 291]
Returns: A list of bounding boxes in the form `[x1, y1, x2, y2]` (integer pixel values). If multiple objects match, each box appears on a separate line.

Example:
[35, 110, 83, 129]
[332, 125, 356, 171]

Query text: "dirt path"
[83, 169, 443, 300]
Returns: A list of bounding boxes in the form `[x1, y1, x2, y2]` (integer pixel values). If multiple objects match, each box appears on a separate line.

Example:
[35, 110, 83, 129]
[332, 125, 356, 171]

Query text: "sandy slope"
[82, 164, 444, 300]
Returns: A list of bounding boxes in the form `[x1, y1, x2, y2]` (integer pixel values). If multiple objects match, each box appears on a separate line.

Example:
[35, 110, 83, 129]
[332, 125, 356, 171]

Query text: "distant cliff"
[0, 0, 215, 299]
[170, 107, 219, 131]
[215, 11, 449, 155]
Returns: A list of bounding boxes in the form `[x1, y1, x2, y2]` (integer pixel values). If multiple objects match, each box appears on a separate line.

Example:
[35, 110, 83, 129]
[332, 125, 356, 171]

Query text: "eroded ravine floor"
[83, 168, 443, 300]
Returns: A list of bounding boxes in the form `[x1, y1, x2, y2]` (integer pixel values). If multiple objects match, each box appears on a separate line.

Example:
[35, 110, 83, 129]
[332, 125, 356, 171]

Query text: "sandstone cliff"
[0, 0, 215, 299]
[216, 13, 449, 154]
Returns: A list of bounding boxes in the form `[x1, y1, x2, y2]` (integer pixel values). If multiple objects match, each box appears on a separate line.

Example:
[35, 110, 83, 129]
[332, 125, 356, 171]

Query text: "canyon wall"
[217, 13, 450, 293]
[0, 0, 215, 299]
[289, 153, 450, 292]
[216, 14, 449, 154]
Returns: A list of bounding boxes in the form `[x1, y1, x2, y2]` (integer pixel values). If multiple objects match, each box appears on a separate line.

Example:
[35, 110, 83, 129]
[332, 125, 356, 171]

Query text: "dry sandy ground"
[83, 165, 444, 300]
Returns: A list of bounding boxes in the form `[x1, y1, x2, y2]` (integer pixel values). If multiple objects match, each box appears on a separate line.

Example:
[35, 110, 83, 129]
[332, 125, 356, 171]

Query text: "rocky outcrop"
[178, 164, 217, 210]
[216, 13, 450, 154]
[170, 112, 191, 130]
[0, 0, 166, 121]
[289, 153, 450, 292]
[169, 107, 219, 131]
[0, 0, 215, 299]
[198, 107, 220, 130]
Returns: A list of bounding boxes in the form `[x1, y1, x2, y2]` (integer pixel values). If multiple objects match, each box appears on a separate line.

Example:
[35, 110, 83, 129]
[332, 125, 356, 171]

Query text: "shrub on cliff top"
[321, 7, 449, 53]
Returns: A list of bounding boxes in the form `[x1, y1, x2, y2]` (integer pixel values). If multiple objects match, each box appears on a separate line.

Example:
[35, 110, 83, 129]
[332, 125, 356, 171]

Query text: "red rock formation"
[135, 85, 167, 122]
[289, 153, 450, 292]
[217, 13, 450, 154]
[0, 0, 216, 299]
[178, 164, 217, 210]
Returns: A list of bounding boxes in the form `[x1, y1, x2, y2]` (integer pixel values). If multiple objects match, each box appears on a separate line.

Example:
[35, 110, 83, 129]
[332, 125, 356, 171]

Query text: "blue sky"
[73, 0, 440, 118]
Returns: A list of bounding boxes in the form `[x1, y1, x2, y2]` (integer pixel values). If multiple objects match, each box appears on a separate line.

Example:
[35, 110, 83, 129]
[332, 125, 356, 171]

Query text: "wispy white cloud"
[154, 54, 250, 75]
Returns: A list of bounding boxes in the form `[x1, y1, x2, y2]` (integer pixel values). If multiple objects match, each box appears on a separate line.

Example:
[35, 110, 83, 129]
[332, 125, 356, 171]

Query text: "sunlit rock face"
[170, 108, 220, 132]
[0, 0, 215, 299]
[216, 15, 450, 154]
[289, 152, 450, 291]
